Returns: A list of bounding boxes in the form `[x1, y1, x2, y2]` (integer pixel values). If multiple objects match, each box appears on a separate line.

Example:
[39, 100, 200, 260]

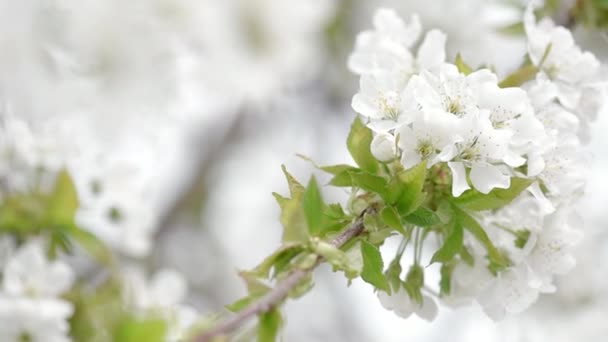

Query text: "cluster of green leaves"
[328, 118, 533, 300]
[219, 116, 535, 341]
[0, 170, 168, 341]
[0, 169, 111, 263]
[225, 163, 360, 341]
[68, 278, 170, 342]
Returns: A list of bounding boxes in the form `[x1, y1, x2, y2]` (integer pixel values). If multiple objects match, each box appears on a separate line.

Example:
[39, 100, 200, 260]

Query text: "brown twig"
[191, 214, 367, 342]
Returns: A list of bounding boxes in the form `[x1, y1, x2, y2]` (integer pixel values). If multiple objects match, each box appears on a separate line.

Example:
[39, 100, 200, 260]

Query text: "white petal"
[526, 153, 545, 177]
[527, 182, 555, 214]
[415, 295, 438, 321]
[436, 144, 458, 162]
[371, 133, 397, 162]
[347, 32, 374, 74]
[416, 30, 446, 71]
[150, 269, 187, 307]
[448, 162, 470, 197]
[502, 270, 539, 314]
[401, 149, 422, 169]
[470, 164, 510, 194]
[503, 152, 526, 168]
[352, 93, 377, 119]
[45, 263, 75, 297]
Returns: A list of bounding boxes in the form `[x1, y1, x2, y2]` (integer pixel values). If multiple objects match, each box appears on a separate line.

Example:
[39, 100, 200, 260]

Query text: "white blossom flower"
[526, 209, 582, 292]
[442, 252, 494, 307]
[351, 69, 413, 130]
[477, 265, 540, 320]
[348, 8, 421, 76]
[535, 135, 587, 201]
[526, 76, 581, 136]
[349, 4, 598, 324]
[407, 65, 480, 118]
[74, 161, 157, 258]
[445, 114, 513, 196]
[0, 296, 73, 342]
[396, 109, 460, 169]
[524, 5, 605, 141]
[0, 240, 74, 342]
[2, 240, 74, 298]
[389, 63, 543, 196]
[122, 267, 198, 342]
[348, 8, 447, 129]
[377, 289, 438, 321]
[524, 6, 600, 88]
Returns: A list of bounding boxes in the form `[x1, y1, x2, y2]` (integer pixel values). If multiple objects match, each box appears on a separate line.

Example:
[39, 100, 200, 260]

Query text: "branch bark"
[191, 215, 367, 342]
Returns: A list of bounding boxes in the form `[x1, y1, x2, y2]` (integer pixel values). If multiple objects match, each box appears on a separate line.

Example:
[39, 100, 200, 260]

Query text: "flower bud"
[370, 133, 397, 163]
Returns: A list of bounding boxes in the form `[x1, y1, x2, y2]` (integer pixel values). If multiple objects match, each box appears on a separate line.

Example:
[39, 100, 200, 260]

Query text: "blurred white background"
[1, 1, 607, 341]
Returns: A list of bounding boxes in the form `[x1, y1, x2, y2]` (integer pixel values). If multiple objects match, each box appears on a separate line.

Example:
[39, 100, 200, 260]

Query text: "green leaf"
[367, 228, 394, 245]
[272, 170, 310, 243]
[49, 228, 73, 257]
[498, 64, 538, 88]
[593, 0, 608, 9]
[252, 243, 305, 279]
[302, 177, 324, 235]
[115, 317, 167, 342]
[69, 226, 113, 265]
[349, 171, 388, 198]
[347, 117, 378, 174]
[46, 169, 79, 225]
[291, 254, 318, 273]
[312, 201, 348, 237]
[514, 229, 531, 249]
[324, 203, 346, 220]
[460, 245, 475, 266]
[281, 165, 304, 197]
[315, 240, 360, 279]
[226, 295, 259, 313]
[257, 309, 282, 342]
[387, 162, 427, 215]
[385, 259, 403, 293]
[363, 211, 382, 232]
[430, 220, 463, 264]
[497, 21, 524, 35]
[360, 241, 389, 292]
[404, 265, 424, 304]
[274, 193, 308, 243]
[453, 178, 533, 211]
[439, 262, 455, 296]
[380, 206, 405, 235]
[404, 207, 441, 227]
[344, 241, 364, 280]
[320, 164, 360, 187]
[239, 271, 271, 296]
[288, 272, 314, 299]
[313, 241, 349, 270]
[455, 207, 509, 271]
[328, 170, 355, 187]
[455, 53, 473, 75]
[320, 164, 359, 176]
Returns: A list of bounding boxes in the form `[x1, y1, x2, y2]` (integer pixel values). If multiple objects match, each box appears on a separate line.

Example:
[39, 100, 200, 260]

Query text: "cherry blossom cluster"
[349, 7, 604, 320]
[0, 239, 74, 341]
[0, 112, 199, 340]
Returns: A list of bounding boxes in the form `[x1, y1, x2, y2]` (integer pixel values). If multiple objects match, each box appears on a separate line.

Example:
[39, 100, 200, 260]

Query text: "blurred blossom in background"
[0, 0, 607, 341]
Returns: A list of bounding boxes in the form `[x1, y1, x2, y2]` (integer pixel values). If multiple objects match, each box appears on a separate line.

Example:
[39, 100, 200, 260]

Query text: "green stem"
[191, 209, 371, 342]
